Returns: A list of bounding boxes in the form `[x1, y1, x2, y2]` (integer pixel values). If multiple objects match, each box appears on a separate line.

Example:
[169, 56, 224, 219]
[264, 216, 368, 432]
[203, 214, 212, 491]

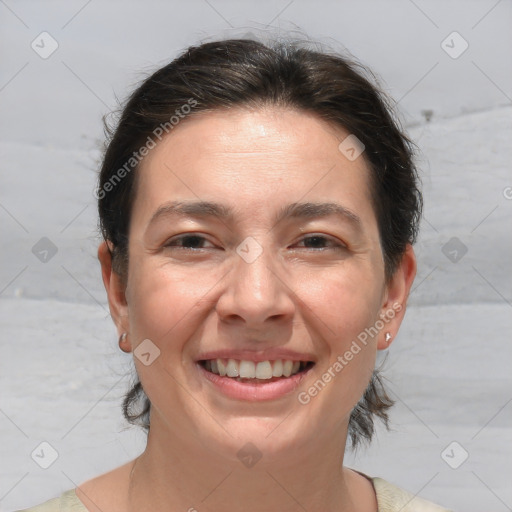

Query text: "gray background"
[1, 1, 511, 511]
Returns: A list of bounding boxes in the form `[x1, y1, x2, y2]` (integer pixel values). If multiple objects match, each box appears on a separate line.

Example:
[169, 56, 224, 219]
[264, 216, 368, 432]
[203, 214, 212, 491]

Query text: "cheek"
[124, 263, 216, 408]
[125, 259, 217, 347]
[295, 267, 382, 393]
[291, 278, 380, 431]
[295, 264, 384, 341]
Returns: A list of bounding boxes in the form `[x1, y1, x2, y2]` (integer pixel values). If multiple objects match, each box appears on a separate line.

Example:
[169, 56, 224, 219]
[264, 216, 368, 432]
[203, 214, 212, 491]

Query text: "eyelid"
[164, 233, 216, 249]
[163, 232, 347, 251]
[294, 233, 347, 249]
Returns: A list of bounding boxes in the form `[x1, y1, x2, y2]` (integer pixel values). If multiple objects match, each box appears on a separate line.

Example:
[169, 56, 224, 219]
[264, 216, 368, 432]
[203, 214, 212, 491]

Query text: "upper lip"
[196, 348, 317, 363]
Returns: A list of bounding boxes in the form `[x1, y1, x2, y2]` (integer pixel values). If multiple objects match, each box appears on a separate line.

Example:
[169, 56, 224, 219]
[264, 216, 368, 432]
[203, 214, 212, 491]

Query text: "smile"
[197, 358, 316, 401]
[200, 358, 314, 380]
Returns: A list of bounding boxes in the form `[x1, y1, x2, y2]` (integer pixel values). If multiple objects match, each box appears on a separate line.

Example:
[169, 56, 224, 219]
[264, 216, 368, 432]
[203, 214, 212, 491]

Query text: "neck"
[126, 415, 376, 512]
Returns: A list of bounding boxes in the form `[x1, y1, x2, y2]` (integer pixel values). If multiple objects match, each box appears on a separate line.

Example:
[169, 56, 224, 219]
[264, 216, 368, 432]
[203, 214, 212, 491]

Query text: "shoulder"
[16, 460, 134, 512]
[16, 475, 452, 512]
[14, 489, 87, 512]
[371, 477, 452, 512]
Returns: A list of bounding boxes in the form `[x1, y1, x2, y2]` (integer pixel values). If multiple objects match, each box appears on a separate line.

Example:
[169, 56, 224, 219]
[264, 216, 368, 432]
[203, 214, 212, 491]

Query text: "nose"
[215, 244, 296, 328]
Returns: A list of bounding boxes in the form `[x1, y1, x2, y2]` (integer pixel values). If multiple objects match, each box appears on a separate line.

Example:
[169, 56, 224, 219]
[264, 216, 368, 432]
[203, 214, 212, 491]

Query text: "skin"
[87, 107, 416, 512]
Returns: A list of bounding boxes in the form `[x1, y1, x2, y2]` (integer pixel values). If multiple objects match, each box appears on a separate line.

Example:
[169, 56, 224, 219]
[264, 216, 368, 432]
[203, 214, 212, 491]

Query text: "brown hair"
[98, 37, 422, 448]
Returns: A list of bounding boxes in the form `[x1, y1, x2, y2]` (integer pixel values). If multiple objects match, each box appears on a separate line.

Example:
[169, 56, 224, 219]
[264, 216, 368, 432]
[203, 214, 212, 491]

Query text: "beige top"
[16, 477, 451, 511]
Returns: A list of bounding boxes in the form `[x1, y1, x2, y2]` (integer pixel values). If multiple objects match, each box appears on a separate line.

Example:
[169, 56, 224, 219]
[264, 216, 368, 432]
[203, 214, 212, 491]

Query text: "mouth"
[198, 358, 315, 384]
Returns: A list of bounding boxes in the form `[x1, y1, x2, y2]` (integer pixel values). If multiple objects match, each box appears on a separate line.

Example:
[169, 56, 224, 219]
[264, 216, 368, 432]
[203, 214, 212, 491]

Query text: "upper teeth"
[204, 359, 305, 379]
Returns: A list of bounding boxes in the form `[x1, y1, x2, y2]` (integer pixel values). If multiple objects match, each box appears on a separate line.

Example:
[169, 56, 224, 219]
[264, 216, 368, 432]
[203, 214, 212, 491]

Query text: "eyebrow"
[146, 200, 362, 230]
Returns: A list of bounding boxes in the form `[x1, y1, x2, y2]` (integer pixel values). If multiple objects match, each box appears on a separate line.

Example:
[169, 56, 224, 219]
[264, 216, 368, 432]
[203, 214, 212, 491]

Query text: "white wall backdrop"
[1, 1, 511, 511]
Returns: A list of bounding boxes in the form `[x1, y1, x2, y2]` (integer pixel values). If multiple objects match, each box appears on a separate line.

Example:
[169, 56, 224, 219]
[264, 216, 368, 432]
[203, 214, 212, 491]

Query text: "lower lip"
[197, 363, 313, 402]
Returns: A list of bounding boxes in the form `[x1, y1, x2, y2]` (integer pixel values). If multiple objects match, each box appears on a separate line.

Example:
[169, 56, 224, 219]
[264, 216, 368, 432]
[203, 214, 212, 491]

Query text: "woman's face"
[106, 107, 412, 461]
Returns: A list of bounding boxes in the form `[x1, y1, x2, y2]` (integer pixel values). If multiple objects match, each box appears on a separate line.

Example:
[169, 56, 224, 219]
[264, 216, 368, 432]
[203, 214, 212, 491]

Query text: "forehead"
[133, 107, 376, 229]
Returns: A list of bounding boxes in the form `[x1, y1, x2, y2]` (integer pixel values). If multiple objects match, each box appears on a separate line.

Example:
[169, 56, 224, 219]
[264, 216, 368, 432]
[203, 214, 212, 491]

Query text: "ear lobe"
[98, 241, 130, 338]
[377, 244, 417, 350]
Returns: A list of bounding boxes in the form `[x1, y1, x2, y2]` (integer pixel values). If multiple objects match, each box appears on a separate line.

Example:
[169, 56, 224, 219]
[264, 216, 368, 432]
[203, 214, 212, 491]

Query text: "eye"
[293, 234, 346, 250]
[164, 234, 216, 250]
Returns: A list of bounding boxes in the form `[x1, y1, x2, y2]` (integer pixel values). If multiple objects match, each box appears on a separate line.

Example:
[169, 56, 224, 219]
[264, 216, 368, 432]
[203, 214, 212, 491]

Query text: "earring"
[385, 332, 392, 344]
[118, 332, 131, 353]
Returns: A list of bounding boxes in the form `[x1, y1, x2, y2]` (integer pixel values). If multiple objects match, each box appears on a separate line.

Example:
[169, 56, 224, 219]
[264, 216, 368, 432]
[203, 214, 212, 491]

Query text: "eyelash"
[163, 234, 346, 251]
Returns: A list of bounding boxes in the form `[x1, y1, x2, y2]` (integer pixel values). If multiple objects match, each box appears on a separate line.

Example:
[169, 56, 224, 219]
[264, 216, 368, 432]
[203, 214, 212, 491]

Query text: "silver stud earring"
[118, 332, 131, 353]
[385, 332, 392, 343]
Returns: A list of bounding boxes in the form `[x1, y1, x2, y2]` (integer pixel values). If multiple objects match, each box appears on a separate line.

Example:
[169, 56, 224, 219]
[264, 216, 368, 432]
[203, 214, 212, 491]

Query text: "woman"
[19, 37, 451, 511]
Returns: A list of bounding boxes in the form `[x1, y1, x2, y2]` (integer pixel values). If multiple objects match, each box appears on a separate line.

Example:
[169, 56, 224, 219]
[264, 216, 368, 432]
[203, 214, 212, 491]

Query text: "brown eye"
[165, 234, 215, 250]
[295, 235, 346, 250]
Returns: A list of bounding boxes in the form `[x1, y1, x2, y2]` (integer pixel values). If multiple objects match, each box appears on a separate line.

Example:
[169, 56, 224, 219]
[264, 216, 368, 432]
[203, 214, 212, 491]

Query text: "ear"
[98, 241, 131, 351]
[377, 244, 417, 350]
